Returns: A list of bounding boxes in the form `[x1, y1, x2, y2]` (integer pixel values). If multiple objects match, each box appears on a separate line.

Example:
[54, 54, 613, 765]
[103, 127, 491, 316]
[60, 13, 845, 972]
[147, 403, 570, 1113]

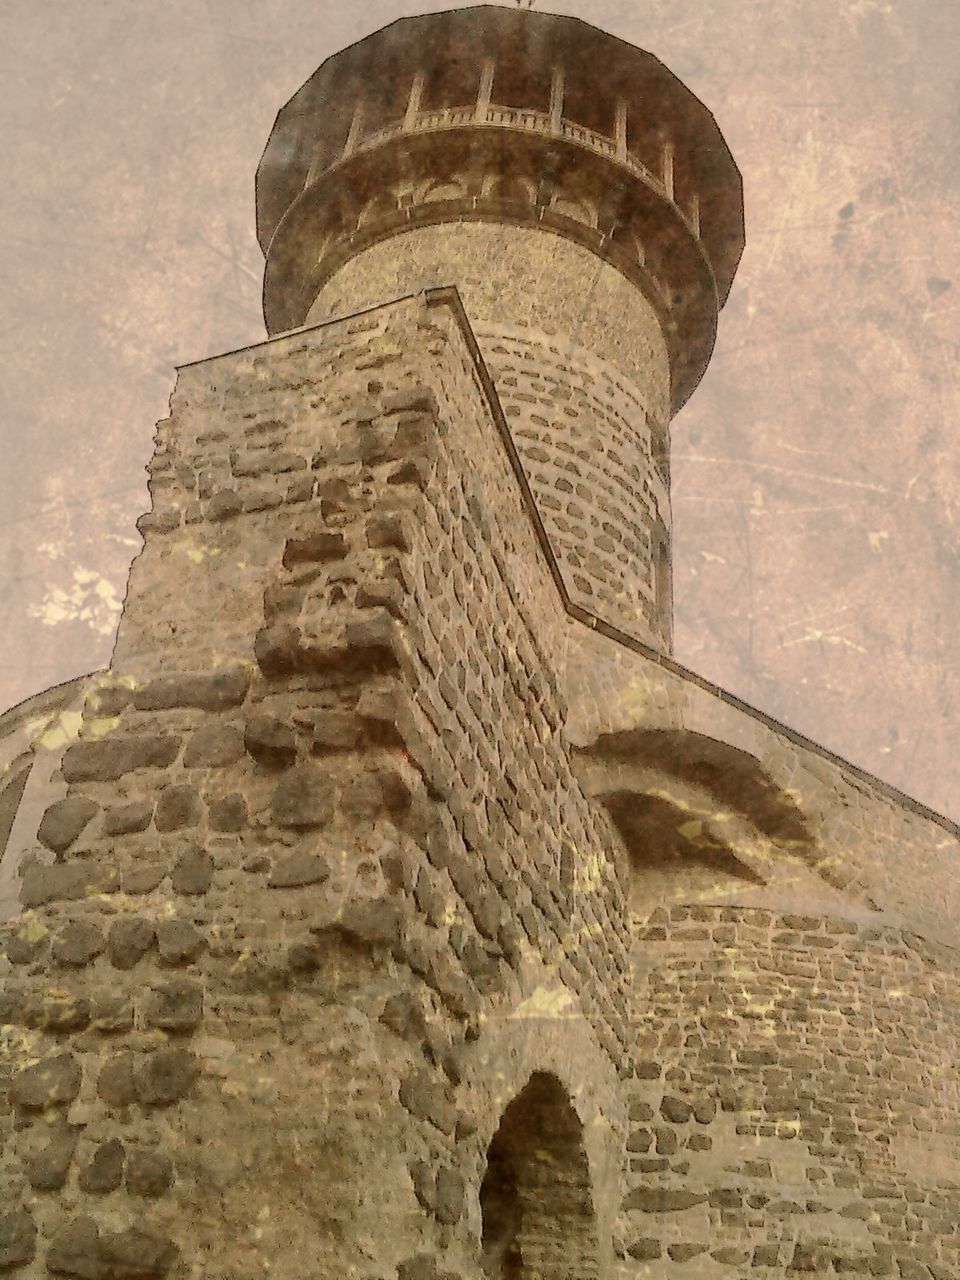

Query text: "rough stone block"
[379, 992, 430, 1044]
[670, 1244, 707, 1261]
[21, 861, 120, 907]
[310, 709, 364, 753]
[230, 447, 306, 477]
[24, 988, 91, 1033]
[271, 765, 335, 829]
[0, 1211, 36, 1270]
[156, 919, 204, 964]
[135, 1047, 200, 1106]
[133, 667, 250, 712]
[208, 793, 247, 832]
[171, 849, 214, 895]
[183, 724, 245, 768]
[46, 1217, 103, 1279]
[427, 952, 480, 1020]
[102, 801, 154, 835]
[90, 994, 134, 1034]
[125, 1148, 174, 1198]
[693, 1098, 717, 1123]
[340, 771, 386, 819]
[5, 918, 49, 964]
[716, 1244, 752, 1264]
[62, 734, 180, 783]
[434, 1166, 465, 1225]
[144, 979, 204, 1032]
[409, 1160, 435, 1211]
[708, 1188, 742, 1209]
[25, 1124, 78, 1191]
[97, 1053, 139, 1107]
[622, 1187, 708, 1212]
[790, 1243, 828, 1272]
[398, 1072, 457, 1135]
[282, 531, 347, 567]
[207, 489, 242, 520]
[154, 784, 202, 832]
[38, 797, 100, 854]
[244, 714, 298, 768]
[268, 851, 332, 888]
[387, 458, 431, 490]
[317, 477, 363, 516]
[382, 386, 439, 416]
[11, 1053, 82, 1109]
[122, 863, 166, 895]
[78, 1139, 125, 1194]
[328, 898, 406, 951]
[285, 474, 315, 503]
[53, 920, 105, 966]
[660, 1095, 693, 1123]
[366, 514, 412, 552]
[254, 623, 304, 677]
[344, 611, 406, 666]
[107, 916, 156, 969]
[626, 1239, 661, 1261]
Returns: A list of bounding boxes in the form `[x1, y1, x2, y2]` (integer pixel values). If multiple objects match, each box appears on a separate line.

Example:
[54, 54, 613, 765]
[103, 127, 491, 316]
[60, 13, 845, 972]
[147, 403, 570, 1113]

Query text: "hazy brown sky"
[2, 0, 958, 821]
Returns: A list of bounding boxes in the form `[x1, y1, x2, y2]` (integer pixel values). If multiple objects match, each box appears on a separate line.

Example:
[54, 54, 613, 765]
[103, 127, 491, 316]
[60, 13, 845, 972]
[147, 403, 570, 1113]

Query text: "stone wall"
[0, 294, 631, 1280]
[2, 290, 959, 1280]
[306, 222, 673, 651]
[480, 322, 671, 647]
[619, 906, 960, 1278]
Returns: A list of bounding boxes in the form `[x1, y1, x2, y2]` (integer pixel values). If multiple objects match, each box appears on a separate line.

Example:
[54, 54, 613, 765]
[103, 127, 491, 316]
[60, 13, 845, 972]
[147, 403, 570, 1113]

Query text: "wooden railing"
[313, 101, 700, 239]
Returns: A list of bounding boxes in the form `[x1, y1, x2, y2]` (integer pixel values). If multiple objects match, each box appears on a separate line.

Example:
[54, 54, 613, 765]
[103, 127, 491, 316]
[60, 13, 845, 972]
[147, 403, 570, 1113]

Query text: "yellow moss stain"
[28, 548, 123, 637]
[511, 985, 577, 1020]
[31, 709, 83, 751]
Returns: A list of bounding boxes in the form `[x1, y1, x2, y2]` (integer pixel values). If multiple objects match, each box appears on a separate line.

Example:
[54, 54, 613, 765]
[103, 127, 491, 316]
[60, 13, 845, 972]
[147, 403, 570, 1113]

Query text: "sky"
[1, 0, 958, 821]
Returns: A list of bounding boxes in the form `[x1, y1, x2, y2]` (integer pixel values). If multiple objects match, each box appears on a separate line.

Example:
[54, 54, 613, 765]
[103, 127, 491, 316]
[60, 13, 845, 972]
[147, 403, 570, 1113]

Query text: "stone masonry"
[1, 8, 959, 1280]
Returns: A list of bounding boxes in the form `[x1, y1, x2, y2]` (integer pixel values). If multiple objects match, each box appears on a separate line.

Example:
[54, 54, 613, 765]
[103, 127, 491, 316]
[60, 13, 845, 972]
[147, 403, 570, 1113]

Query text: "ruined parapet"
[256, 5, 744, 652]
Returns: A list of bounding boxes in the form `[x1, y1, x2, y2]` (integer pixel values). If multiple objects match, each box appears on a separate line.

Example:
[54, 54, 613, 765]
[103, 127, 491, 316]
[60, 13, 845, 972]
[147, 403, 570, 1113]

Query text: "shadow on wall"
[572, 729, 816, 909]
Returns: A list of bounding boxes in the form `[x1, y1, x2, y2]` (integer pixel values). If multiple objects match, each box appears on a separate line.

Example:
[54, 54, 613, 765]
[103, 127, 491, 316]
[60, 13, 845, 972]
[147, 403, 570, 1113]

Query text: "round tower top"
[256, 5, 745, 412]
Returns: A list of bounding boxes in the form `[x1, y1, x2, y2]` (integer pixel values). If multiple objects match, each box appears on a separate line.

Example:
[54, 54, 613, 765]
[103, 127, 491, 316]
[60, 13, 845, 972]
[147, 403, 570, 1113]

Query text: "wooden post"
[476, 59, 495, 121]
[305, 141, 325, 188]
[549, 66, 564, 131]
[404, 71, 425, 130]
[342, 98, 364, 158]
[615, 98, 628, 159]
[662, 140, 674, 199]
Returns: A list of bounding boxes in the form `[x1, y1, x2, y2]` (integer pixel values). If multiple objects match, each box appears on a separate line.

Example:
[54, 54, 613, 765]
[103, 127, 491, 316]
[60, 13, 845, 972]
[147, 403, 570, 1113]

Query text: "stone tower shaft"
[256, 5, 744, 653]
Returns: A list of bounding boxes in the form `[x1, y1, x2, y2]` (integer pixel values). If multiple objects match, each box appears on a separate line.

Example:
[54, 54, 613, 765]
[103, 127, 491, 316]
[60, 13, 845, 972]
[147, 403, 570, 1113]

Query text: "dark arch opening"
[480, 1072, 599, 1280]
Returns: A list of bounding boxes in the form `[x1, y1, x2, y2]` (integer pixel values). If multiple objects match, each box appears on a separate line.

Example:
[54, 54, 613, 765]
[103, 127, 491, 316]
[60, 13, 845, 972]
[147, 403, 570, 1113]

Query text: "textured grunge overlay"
[1, 5, 960, 1280]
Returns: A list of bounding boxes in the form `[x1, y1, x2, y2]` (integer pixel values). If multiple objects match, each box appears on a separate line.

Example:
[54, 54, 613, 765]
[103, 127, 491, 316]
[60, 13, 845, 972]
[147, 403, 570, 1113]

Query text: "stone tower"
[2, 8, 959, 1280]
[256, 5, 744, 657]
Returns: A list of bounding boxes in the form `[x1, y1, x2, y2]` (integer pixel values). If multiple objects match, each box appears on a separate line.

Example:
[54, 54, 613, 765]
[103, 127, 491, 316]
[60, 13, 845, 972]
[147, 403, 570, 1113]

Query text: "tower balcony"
[256, 6, 744, 416]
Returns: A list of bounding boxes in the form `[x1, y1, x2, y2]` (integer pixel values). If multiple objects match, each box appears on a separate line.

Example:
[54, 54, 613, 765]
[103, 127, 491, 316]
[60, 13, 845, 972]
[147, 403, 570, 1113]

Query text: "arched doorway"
[479, 1072, 599, 1279]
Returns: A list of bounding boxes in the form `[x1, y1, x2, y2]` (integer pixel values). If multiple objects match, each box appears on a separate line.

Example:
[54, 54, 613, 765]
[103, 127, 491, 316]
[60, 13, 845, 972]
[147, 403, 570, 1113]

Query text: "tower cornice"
[262, 122, 720, 413]
[255, 5, 744, 414]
